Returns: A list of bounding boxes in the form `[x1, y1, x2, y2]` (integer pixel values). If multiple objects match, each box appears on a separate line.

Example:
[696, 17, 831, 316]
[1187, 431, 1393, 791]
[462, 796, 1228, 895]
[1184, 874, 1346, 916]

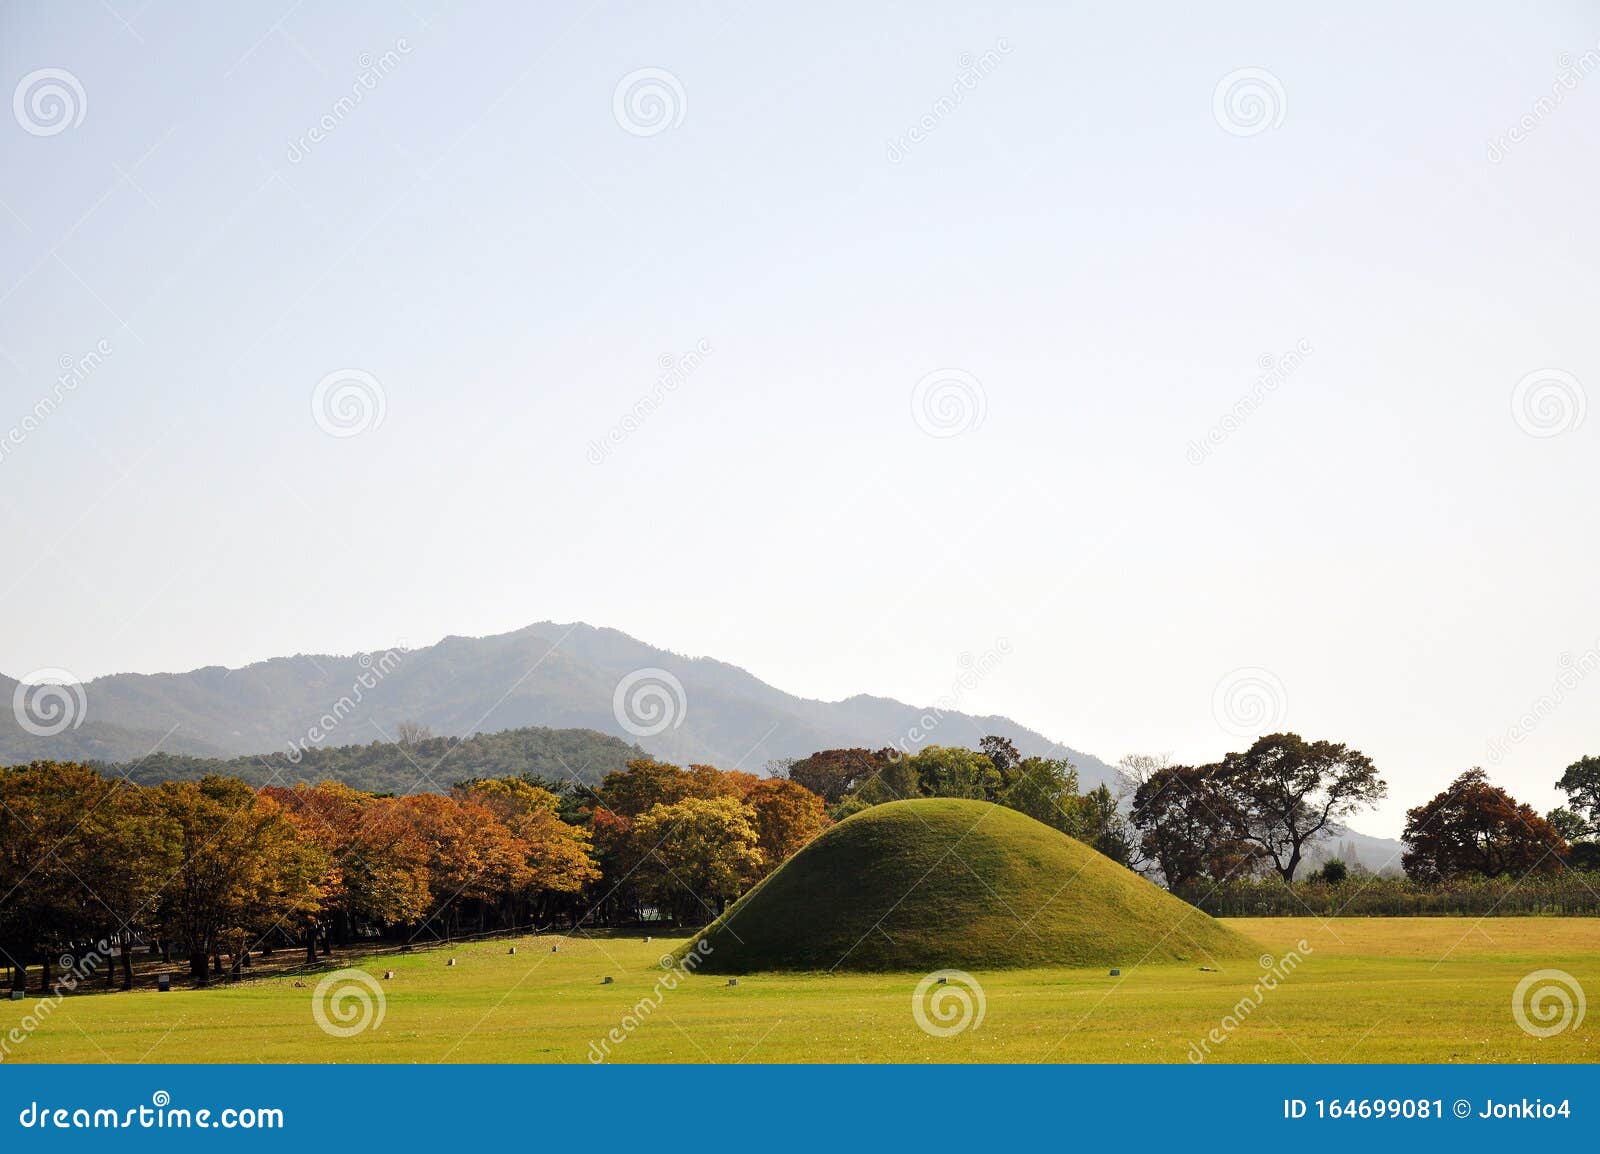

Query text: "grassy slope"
[689, 798, 1254, 972]
[5, 919, 1597, 1063]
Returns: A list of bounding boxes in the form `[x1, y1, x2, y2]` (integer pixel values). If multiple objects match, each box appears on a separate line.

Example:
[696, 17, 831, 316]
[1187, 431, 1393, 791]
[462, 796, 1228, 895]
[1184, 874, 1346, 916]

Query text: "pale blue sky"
[3, 2, 1598, 834]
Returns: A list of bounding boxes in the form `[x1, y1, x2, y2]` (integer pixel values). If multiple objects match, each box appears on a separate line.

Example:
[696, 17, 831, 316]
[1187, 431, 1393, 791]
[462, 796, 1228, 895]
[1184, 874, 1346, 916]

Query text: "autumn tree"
[785, 747, 891, 805]
[598, 758, 702, 817]
[741, 777, 829, 869]
[1130, 764, 1256, 887]
[1402, 768, 1568, 882]
[156, 776, 326, 984]
[457, 778, 599, 918]
[0, 763, 168, 991]
[264, 782, 430, 959]
[398, 792, 524, 939]
[1215, 733, 1387, 882]
[630, 796, 763, 924]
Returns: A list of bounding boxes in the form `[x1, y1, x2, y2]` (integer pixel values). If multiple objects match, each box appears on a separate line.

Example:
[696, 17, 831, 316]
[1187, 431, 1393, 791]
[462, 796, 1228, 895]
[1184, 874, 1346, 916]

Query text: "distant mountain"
[1, 621, 1117, 781]
[1, 620, 1405, 869]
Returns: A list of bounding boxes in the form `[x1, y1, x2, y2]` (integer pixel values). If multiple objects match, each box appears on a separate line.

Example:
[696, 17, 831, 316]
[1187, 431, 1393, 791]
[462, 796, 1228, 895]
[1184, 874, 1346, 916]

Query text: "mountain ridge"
[2, 620, 1404, 868]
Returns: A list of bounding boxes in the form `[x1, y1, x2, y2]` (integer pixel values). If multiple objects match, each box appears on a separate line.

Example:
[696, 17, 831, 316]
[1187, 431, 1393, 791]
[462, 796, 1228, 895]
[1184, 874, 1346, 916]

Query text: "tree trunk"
[189, 949, 209, 986]
[121, 939, 135, 990]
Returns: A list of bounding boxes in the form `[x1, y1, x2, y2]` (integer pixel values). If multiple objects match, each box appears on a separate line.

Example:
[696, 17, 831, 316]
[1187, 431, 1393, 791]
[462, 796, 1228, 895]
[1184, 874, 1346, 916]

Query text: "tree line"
[1126, 734, 1599, 891]
[6, 734, 1598, 994]
[0, 756, 827, 994]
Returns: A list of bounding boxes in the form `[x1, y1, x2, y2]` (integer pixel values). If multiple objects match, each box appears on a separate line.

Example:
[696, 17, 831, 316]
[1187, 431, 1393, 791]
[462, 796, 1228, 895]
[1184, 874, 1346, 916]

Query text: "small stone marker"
[935, 976, 947, 985]
[603, 976, 614, 984]
[551, 945, 559, 953]
[8, 989, 24, 1001]
[726, 979, 739, 987]
[157, 974, 171, 992]
[644, 936, 651, 943]
[1109, 969, 1120, 976]
[447, 958, 456, 967]
[1198, 966, 1217, 972]
[383, 970, 395, 980]
[508, 946, 517, 955]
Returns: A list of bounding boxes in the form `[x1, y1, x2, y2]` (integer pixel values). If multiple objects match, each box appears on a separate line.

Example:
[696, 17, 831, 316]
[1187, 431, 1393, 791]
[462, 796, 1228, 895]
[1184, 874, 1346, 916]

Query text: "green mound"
[686, 798, 1254, 973]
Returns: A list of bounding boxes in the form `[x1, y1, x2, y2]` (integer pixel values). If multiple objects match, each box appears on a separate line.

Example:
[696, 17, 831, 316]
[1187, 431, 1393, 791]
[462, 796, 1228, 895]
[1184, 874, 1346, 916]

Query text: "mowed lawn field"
[4, 918, 1596, 1063]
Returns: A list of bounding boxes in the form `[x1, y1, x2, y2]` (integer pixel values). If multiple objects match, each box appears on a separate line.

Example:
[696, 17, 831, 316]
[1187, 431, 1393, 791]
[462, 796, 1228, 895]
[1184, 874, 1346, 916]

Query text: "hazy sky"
[3, 2, 1597, 835]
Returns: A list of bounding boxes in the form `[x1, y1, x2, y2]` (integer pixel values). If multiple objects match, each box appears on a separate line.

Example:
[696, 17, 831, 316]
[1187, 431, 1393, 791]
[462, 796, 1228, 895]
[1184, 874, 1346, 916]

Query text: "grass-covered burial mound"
[687, 798, 1254, 973]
